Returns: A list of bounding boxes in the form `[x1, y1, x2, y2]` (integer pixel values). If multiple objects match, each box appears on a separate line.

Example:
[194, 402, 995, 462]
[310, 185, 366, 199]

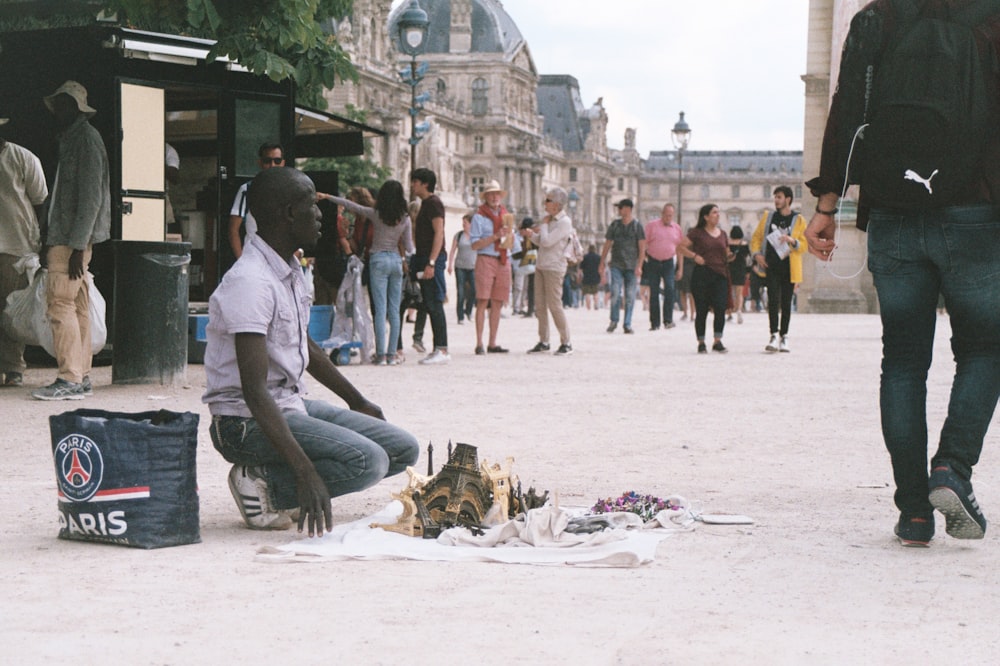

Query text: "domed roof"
[389, 0, 525, 57]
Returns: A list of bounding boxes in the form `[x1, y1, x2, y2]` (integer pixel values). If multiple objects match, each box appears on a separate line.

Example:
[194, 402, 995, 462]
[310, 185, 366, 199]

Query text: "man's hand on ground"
[295, 468, 333, 537]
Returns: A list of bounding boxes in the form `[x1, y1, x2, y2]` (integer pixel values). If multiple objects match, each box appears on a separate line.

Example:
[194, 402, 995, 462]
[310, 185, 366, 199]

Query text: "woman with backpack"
[321, 180, 414, 365]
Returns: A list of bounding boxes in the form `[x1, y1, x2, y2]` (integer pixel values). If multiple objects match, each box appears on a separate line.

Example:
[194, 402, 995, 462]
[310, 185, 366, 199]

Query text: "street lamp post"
[671, 111, 691, 224]
[397, 0, 429, 184]
[568, 186, 580, 237]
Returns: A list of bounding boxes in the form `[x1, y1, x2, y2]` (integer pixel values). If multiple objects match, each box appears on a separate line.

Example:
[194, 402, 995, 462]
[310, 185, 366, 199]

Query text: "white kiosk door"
[120, 81, 165, 241]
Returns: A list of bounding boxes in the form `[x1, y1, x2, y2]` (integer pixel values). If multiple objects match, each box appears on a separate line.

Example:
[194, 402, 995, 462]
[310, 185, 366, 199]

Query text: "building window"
[728, 212, 742, 228]
[795, 185, 803, 199]
[471, 78, 488, 116]
[473, 135, 484, 154]
[732, 185, 740, 199]
[470, 175, 486, 200]
[569, 167, 578, 182]
[700, 184, 710, 199]
[436, 78, 447, 101]
[617, 177, 624, 191]
[763, 185, 771, 198]
[650, 183, 661, 197]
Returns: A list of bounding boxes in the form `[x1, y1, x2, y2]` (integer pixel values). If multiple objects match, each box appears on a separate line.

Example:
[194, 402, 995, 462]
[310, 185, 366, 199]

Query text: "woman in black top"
[727, 225, 750, 324]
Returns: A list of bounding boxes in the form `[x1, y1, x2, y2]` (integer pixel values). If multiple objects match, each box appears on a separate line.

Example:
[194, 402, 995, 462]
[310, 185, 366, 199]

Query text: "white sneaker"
[227, 465, 294, 530]
[779, 336, 790, 353]
[419, 349, 451, 365]
[765, 334, 779, 353]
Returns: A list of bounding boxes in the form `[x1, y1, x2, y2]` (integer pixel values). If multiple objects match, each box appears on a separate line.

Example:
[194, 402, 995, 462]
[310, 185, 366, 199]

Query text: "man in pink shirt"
[643, 203, 683, 330]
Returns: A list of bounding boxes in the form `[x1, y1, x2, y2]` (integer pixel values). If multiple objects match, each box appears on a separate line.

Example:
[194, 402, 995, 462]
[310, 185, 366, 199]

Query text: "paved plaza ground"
[2, 306, 999, 664]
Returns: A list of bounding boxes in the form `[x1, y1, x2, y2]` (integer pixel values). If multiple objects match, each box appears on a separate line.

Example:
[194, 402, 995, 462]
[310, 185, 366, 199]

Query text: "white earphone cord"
[822, 122, 868, 280]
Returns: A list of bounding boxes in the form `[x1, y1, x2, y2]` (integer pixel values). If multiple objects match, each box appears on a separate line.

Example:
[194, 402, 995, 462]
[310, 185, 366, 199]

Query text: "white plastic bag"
[2, 267, 107, 356]
[322, 256, 374, 363]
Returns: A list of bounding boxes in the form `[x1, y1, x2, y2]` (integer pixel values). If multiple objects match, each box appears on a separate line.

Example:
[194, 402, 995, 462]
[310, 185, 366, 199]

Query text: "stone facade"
[326, 0, 806, 277]
[799, 0, 876, 313]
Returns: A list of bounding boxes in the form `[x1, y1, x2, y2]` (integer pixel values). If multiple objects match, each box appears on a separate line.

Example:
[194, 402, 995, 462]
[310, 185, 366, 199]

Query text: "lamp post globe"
[397, 0, 429, 56]
[671, 111, 691, 222]
[398, 0, 429, 184]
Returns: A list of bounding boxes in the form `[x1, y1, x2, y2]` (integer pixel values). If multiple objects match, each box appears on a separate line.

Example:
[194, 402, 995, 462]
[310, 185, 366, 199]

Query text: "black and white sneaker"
[228, 465, 294, 530]
[528, 342, 550, 353]
[929, 464, 986, 539]
[554, 344, 573, 356]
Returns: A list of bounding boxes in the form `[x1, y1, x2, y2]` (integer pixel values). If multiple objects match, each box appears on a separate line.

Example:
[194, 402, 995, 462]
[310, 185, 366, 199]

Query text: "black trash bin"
[112, 241, 191, 385]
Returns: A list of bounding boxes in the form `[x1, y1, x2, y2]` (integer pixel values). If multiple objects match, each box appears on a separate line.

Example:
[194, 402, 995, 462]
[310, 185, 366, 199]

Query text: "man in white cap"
[32, 80, 110, 401]
[0, 117, 48, 387]
[469, 179, 520, 354]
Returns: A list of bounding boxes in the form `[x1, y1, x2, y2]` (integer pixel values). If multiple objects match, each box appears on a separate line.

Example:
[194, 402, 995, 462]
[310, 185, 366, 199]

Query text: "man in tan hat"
[0, 116, 48, 387]
[469, 179, 520, 354]
[32, 81, 110, 400]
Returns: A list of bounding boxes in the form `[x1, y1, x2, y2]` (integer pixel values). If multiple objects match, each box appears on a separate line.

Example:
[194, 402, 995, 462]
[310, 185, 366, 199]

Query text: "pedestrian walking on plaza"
[644, 203, 683, 330]
[751, 186, 807, 352]
[469, 179, 519, 355]
[510, 217, 536, 315]
[0, 116, 48, 388]
[677, 204, 731, 354]
[600, 198, 646, 333]
[409, 168, 450, 364]
[33, 81, 110, 401]
[727, 225, 751, 324]
[447, 212, 476, 325]
[320, 180, 414, 366]
[523, 187, 573, 356]
[580, 244, 601, 309]
[806, 0, 1000, 547]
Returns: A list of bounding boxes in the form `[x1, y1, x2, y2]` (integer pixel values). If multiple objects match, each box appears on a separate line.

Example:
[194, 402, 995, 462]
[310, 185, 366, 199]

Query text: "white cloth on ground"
[257, 501, 684, 568]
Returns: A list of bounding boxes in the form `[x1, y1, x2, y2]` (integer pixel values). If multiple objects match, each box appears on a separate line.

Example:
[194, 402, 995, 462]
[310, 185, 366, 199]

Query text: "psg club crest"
[54, 434, 104, 502]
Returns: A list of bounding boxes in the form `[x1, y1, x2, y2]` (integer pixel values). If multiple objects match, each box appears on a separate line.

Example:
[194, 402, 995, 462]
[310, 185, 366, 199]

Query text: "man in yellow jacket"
[751, 186, 808, 353]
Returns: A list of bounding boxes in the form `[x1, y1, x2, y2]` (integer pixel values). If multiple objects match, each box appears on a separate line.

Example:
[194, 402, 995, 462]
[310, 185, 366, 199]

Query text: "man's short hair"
[248, 167, 309, 230]
[616, 198, 634, 209]
[773, 185, 793, 202]
[410, 167, 436, 192]
[258, 142, 284, 158]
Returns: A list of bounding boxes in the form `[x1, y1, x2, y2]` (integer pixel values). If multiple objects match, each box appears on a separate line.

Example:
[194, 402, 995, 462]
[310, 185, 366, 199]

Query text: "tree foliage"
[102, 0, 357, 107]
[301, 105, 391, 192]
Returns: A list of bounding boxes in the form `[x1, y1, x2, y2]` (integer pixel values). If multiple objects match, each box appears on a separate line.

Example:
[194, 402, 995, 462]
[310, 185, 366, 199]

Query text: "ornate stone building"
[325, 0, 804, 259]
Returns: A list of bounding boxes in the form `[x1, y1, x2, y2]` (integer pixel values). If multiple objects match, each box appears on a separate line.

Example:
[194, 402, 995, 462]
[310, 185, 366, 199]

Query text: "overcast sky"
[390, 0, 810, 156]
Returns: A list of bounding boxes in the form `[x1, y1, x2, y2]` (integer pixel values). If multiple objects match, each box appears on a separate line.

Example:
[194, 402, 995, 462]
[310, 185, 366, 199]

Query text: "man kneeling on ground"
[203, 167, 419, 536]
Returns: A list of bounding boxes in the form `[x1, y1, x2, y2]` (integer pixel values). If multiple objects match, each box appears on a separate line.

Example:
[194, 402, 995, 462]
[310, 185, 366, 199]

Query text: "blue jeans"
[609, 266, 637, 327]
[210, 400, 419, 510]
[646, 257, 676, 327]
[455, 267, 475, 322]
[369, 251, 404, 357]
[868, 205, 1000, 516]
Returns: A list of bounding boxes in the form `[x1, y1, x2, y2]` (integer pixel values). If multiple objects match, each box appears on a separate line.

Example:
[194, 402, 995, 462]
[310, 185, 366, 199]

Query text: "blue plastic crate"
[308, 305, 334, 342]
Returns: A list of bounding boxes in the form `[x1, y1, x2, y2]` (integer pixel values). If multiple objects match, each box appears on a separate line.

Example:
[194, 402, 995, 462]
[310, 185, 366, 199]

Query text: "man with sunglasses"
[227, 142, 285, 261]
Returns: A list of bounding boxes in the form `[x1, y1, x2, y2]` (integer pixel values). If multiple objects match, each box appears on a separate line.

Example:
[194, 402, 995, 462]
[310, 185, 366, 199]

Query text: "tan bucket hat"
[479, 179, 507, 200]
[44, 80, 97, 118]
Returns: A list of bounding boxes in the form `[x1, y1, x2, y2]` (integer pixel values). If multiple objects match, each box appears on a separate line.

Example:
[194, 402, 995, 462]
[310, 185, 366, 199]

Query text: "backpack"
[564, 227, 585, 265]
[858, 0, 1000, 209]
